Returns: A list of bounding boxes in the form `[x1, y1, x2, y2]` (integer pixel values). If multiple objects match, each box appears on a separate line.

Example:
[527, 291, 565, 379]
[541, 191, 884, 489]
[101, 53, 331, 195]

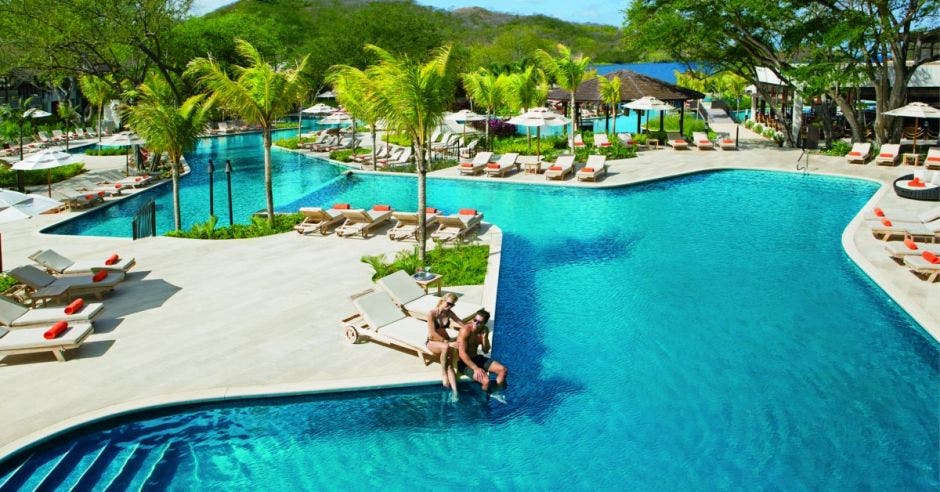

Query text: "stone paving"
[0, 126, 937, 457]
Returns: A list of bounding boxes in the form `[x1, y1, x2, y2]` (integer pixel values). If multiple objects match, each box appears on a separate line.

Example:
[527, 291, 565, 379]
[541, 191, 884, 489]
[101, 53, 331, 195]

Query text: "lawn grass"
[0, 162, 85, 188]
[361, 243, 489, 287]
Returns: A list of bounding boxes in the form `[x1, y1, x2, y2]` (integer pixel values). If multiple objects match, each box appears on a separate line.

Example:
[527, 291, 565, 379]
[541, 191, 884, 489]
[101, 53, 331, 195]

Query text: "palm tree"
[78, 75, 115, 144]
[56, 101, 81, 151]
[123, 73, 213, 231]
[598, 75, 621, 136]
[358, 44, 457, 265]
[186, 39, 310, 224]
[0, 96, 37, 191]
[534, 44, 596, 151]
[326, 66, 378, 165]
[505, 66, 548, 151]
[462, 68, 505, 151]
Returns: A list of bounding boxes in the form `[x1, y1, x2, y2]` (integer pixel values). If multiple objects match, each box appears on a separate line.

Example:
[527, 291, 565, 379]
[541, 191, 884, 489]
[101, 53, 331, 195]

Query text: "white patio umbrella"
[317, 91, 336, 99]
[22, 108, 51, 118]
[446, 110, 486, 156]
[10, 148, 82, 197]
[0, 189, 62, 271]
[882, 102, 940, 154]
[319, 110, 353, 126]
[102, 131, 146, 174]
[507, 107, 570, 160]
[625, 96, 674, 133]
[302, 103, 335, 114]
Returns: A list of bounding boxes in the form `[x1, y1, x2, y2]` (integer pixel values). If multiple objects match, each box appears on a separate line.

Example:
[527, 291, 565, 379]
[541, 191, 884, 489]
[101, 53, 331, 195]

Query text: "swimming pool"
[14, 146, 940, 488]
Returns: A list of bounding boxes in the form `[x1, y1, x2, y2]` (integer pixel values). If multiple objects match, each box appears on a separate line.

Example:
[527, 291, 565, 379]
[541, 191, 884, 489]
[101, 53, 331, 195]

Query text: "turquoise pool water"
[21, 133, 940, 489]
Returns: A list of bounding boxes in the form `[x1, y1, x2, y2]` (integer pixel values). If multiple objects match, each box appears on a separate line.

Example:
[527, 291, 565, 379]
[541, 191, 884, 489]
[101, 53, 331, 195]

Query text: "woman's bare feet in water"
[442, 372, 450, 388]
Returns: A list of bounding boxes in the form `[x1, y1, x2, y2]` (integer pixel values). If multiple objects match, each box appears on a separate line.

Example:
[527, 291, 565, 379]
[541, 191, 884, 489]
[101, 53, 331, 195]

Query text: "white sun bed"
[431, 209, 483, 242]
[544, 155, 576, 180]
[0, 323, 94, 362]
[376, 270, 481, 322]
[845, 142, 871, 164]
[8, 265, 125, 305]
[576, 155, 608, 182]
[0, 295, 103, 328]
[293, 206, 346, 235]
[29, 249, 136, 274]
[336, 206, 393, 238]
[874, 144, 900, 166]
[457, 151, 493, 176]
[903, 253, 940, 282]
[692, 132, 714, 150]
[484, 153, 519, 178]
[884, 239, 940, 259]
[389, 209, 440, 241]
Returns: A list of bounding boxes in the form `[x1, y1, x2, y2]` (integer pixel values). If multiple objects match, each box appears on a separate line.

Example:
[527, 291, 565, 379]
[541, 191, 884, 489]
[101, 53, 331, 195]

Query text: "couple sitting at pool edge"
[426, 293, 507, 396]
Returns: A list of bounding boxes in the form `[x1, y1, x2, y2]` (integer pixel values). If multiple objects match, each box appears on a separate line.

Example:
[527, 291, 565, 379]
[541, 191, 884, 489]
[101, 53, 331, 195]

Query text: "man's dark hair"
[475, 309, 490, 324]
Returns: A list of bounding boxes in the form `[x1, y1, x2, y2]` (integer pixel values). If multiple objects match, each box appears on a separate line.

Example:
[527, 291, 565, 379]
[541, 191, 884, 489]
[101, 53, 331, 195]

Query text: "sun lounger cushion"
[373, 204, 390, 211]
[30, 249, 136, 274]
[0, 296, 102, 327]
[459, 209, 478, 216]
[333, 203, 350, 209]
[0, 323, 92, 351]
[353, 290, 407, 329]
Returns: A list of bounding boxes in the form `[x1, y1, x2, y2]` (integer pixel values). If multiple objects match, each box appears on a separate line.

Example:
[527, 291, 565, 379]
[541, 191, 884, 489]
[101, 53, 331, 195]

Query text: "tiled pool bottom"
[15, 169, 940, 489]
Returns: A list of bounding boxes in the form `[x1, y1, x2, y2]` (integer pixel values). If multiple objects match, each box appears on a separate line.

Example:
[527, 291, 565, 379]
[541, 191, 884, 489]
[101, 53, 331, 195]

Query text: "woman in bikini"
[426, 293, 463, 397]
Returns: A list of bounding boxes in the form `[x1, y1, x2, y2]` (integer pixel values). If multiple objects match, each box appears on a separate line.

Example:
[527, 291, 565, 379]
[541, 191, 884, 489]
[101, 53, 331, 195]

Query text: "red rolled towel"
[880, 218, 893, 227]
[486, 163, 499, 169]
[873, 207, 884, 217]
[581, 167, 595, 173]
[64, 298, 84, 315]
[332, 203, 350, 210]
[924, 251, 940, 264]
[904, 238, 918, 251]
[135, 177, 143, 182]
[699, 140, 710, 144]
[425, 207, 438, 214]
[601, 143, 610, 147]
[878, 153, 893, 158]
[115, 183, 122, 189]
[44, 321, 68, 339]
[97, 191, 105, 197]
[85, 194, 94, 200]
[104, 254, 120, 265]
[722, 139, 734, 144]
[909, 180, 925, 188]
[92, 270, 107, 282]
[548, 166, 562, 171]
[459, 162, 472, 167]
[459, 208, 478, 216]
[372, 204, 390, 211]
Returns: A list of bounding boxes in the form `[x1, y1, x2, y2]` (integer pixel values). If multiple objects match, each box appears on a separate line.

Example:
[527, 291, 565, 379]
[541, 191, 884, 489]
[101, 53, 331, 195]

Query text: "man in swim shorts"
[456, 309, 507, 391]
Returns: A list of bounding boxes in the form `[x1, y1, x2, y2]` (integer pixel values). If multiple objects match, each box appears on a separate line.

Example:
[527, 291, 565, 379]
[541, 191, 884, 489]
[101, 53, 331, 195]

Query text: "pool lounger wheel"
[344, 325, 362, 344]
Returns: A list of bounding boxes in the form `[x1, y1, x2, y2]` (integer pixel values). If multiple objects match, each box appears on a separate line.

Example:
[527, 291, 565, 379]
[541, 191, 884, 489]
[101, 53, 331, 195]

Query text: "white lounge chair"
[544, 155, 576, 180]
[457, 151, 493, 176]
[29, 249, 136, 274]
[573, 134, 585, 148]
[576, 155, 608, 182]
[867, 217, 939, 242]
[903, 252, 940, 282]
[875, 144, 900, 166]
[593, 133, 611, 147]
[692, 132, 714, 150]
[666, 132, 689, 150]
[0, 323, 94, 363]
[389, 209, 440, 241]
[925, 148, 940, 170]
[617, 133, 635, 146]
[381, 147, 412, 168]
[341, 289, 451, 364]
[114, 174, 155, 188]
[8, 265, 125, 305]
[336, 205, 393, 238]
[293, 205, 347, 235]
[0, 295, 103, 328]
[53, 189, 102, 210]
[845, 142, 871, 164]
[864, 205, 940, 224]
[431, 209, 483, 242]
[718, 136, 737, 150]
[484, 153, 519, 178]
[376, 270, 481, 322]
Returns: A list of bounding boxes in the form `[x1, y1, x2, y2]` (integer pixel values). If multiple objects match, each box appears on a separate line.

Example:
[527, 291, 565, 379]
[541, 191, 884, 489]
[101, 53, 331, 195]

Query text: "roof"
[547, 70, 704, 103]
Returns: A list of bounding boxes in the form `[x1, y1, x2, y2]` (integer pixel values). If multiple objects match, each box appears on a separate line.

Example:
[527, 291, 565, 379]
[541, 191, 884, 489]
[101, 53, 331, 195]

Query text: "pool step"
[125, 440, 173, 491]
[69, 440, 125, 491]
[84, 442, 139, 491]
[0, 455, 32, 490]
[100, 441, 149, 491]
[31, 442, 89, 490]
[9, 445, 75, 491]
[55, 441, 111, 491]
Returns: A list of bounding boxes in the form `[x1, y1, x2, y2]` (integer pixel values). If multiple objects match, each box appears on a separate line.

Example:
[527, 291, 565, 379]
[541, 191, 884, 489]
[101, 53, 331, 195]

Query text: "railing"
[131, 199, 156, 240]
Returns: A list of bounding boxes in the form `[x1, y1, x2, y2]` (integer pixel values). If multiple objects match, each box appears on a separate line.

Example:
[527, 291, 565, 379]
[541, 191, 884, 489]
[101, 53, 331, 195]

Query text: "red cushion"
[134, 177, 143, 182]
[722, 139, 734, 144]
[92, 270, 107, 282]
[459, 162, 472, 167]
[847, 151, 861, 156]
[85, 194, 94, 200]
[581, 167, 595, 173]
[548, 166, 562, 171]
[115, 183, 122, 188]
[425, 207, 438, 214]
[926, 156, 940, 162]
[459, 208, 477, 216]
[332, 203, 350, 210]
[43, 321, 69, 340]
[873, 207, 884, 217]
[923, 251, 940, 264]
[486, 163, 499, 169]
[601, 143, 610, 147]
[64, 298, 84, 315]
[904, 238, 918, 250]
[675, 139, 686, 144]
[881, 218, 893, 227]
[104, 254, 120, 266]
[699, 140, 710, 144]
[909, 180, 925, 188]
[97, 191, 105, 197]
[372, 204, 390, 211]
[878, 153, 893, 158]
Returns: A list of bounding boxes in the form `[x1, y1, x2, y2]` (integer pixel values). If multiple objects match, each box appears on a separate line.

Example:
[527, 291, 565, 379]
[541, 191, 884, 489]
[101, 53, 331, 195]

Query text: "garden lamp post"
[207, 159, 215, 218]
[224, 159, 234, 226]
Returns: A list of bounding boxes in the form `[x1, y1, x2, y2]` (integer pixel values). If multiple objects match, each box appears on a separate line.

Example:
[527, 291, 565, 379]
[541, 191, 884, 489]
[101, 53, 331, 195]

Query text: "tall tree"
[79, 75, 116, 144]
[358, 44, 457, 265]
[186, 39, 310, 224]
[327, 66, 380, 166]
[505, 66, 548, 151]
[0, 96, 37, 191]
[598, 75, 621, 135]
[534, 43, 596, 150]
[56, 101, 81, 151]
[462, 68, 506, 151]
[123, 73, 213, 231]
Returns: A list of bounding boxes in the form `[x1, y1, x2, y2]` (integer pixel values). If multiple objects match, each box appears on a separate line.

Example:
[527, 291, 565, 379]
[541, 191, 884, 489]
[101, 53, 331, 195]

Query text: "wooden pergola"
[548, 70, 704, 135]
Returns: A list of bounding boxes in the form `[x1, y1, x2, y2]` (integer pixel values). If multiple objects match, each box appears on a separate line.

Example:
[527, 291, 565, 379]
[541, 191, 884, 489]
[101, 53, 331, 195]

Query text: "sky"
[189, 0, 624, 26]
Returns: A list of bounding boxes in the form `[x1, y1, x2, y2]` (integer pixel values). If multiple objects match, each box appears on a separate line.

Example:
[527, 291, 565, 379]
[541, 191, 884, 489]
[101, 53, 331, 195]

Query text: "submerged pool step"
[31, 441, 93, 490]
[56, 440, 112, 491]
[99, 442, 149, 491]
[8, 445, 75, 491]
[125, 440, 173, 491]
[0, 455, 32, 490]
[82, 441, 139, 491]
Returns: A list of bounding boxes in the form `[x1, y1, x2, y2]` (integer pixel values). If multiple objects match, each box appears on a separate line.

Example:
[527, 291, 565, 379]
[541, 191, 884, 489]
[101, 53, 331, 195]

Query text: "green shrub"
[329, 147, 370, 162]
[274, 136, 317, 149]
[491, 134, 568, 155]
[0, 274, 16, 293]
[822, 140, 853, 156]
[386, 159, 457, 173]
[384, 133, 413, 146]
[274, 121, 300, 130]
[360, 243, 489, 287]
[84, 147, 130, 156]
[752, 123, 764, 134]
[762, 128, 776, 139]
[744, 120, 755, 129]
[0, 162, 85, 188]
[166, 213, 304, 239]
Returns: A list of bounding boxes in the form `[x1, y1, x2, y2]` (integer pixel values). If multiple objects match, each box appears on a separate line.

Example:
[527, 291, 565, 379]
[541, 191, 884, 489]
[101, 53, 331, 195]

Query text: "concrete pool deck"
[0, 130, 937, 458]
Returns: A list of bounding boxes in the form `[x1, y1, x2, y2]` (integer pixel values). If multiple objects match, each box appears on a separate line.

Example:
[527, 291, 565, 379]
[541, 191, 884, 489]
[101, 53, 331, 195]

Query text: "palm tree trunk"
[98, 105, 103, 144]
[263, 128, 275, 224]
[172, 156, 182, 231]
[612, 104, 617, 135]
[485, 109, 491, 151]
[416, 143, 427, 266]
[570, 93, 576, 151]
[371, 127, 377, 169]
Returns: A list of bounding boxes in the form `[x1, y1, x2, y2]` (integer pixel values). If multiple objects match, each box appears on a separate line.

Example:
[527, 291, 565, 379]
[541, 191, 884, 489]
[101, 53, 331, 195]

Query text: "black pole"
[224, 159, 234, 226]
[207, 159, 215, 218]
[16, 125, 25, 192]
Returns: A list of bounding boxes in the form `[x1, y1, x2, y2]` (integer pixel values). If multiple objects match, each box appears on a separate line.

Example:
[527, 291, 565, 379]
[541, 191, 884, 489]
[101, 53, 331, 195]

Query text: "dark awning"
[548, 70, 704, 103]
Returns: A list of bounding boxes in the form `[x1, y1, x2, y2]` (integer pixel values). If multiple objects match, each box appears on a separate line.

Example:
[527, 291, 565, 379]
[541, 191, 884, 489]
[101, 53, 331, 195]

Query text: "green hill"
[172, 0, 627, 80]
